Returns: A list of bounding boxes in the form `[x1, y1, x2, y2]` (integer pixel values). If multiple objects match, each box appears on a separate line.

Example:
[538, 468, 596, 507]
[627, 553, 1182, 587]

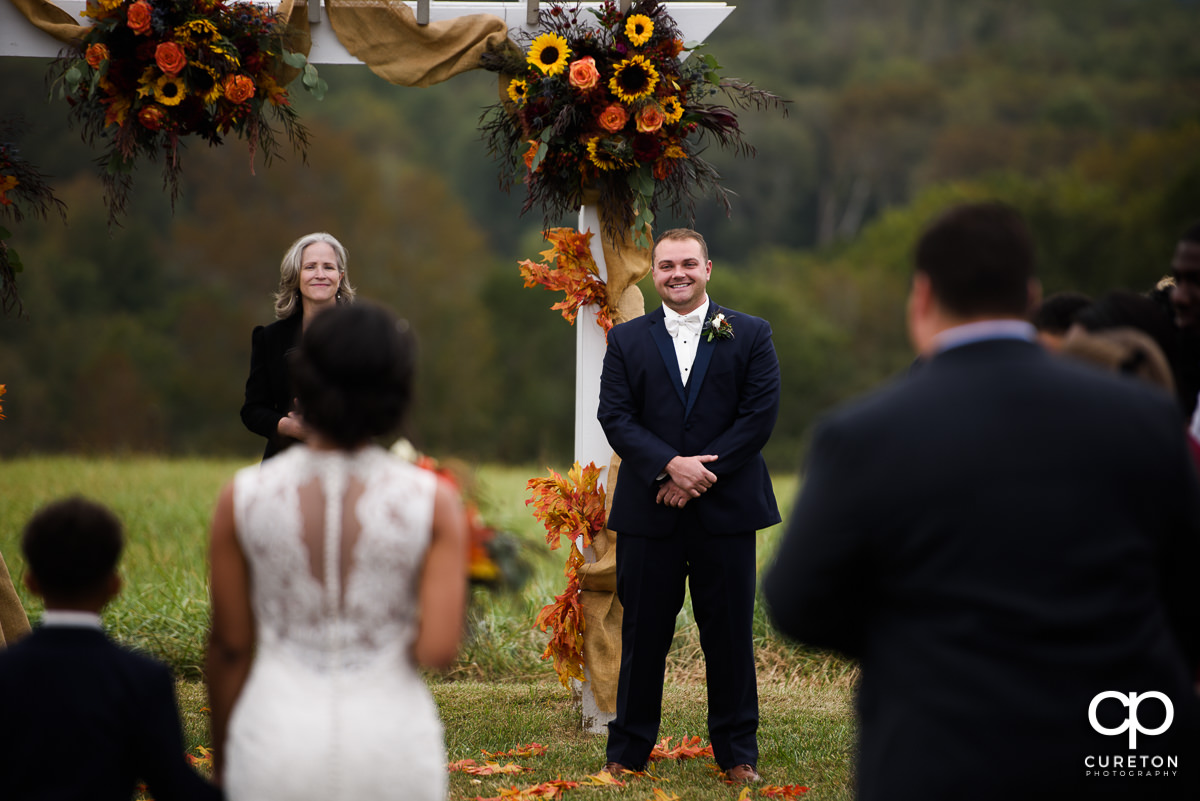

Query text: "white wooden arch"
[0, 0, 737, 733]
[2, 2, 733, 62]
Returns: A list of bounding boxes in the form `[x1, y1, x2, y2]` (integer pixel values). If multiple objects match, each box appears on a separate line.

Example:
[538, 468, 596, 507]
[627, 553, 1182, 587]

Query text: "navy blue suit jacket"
[0, 625, 222, 801]
[598, 303, 781, 536]
[765, 338, 1200, 800]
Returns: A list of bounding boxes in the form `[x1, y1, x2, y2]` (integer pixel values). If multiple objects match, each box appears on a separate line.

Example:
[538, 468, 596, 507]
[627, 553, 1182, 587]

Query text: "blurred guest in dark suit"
[0, 497, 221, 801]
[765, 202, 1200, 801]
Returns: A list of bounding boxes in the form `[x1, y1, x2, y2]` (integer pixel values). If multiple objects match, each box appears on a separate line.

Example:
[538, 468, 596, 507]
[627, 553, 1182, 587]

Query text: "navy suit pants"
[606, 507, 759, 771]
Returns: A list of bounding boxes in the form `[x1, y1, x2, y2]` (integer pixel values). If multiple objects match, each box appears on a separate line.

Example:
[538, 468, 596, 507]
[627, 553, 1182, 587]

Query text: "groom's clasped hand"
[655, 453, 719, 508]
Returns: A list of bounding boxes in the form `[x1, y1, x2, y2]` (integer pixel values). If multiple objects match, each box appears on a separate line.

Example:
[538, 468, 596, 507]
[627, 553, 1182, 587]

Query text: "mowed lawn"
[0, 456, 857, 799]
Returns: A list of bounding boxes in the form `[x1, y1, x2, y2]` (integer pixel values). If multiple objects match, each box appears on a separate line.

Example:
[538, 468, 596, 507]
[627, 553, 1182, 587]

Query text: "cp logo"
[1088, 691, 1174, 749]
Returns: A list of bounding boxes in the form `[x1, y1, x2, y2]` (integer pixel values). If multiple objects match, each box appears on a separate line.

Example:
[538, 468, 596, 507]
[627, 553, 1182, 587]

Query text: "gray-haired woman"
[240, 232, 357, 460]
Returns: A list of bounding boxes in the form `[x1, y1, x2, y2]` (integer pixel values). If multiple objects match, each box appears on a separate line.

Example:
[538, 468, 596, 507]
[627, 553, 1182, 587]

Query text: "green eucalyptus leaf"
[282, 51, 308, 68]
[531, 142, 549, 173]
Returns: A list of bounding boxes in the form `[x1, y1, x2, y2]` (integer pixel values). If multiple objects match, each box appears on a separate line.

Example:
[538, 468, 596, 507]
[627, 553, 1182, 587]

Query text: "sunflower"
[507, 78, 529, 106]
[625, 14, 654, 47]
[153, 74, 187, 106]
[180, 19, 220, 41]
[195, 64, 222, 104]
[609, 55, 659, 103]
[661, 95, 684, 124]
[527, 33, 571, 76]
[586, 137, 629, 171]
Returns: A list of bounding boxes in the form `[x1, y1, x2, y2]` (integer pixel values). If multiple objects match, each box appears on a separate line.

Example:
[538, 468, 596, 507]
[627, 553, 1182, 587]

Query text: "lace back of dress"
[296, 467, 366, 613]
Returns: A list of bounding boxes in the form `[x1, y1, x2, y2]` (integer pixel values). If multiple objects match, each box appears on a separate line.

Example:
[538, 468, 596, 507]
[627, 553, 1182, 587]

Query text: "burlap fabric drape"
[0, 551, 31, 648]
[575, 453, 623, 714]
[7, 0, 507, 89]
[7, 0, 87, 47]
[326, 1, 507, 88]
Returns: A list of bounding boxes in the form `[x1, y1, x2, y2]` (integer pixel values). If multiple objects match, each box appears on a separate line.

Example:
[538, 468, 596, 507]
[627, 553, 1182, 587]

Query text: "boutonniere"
[704, 312, 735, 342]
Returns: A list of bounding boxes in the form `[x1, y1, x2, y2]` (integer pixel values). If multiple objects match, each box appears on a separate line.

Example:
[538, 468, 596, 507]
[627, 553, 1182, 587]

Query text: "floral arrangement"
[480, 0, 787, 247]
[526, 461, 607, 688]
[1, 120, 67, 317]
[0, 384, 6, 421]
[704, 310, 734, 341]
[519, 227, 614, 337]
[51, 0, 324, 223]
[396, 442, 529, 589]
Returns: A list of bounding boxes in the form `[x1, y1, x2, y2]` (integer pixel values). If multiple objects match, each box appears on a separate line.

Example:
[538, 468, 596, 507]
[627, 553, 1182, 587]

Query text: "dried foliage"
[526, 462, 606, 688]
[0, 119, 68, 317]
[518, 227, 613, 337]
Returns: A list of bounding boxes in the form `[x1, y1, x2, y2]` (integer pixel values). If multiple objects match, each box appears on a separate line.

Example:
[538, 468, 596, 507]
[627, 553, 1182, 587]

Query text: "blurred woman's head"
[290, 303, 415, 448]
[274, 232, 357, 319]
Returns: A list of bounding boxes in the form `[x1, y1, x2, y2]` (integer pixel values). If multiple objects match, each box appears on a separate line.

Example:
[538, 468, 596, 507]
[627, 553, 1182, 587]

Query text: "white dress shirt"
[40, 609, 104, 629]
[663, 298, 710, 385]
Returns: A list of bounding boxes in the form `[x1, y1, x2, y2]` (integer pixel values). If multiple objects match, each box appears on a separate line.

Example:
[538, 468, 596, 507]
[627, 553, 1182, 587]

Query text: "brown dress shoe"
[601, 761, 632, 775]
[724, 764, 762, 783]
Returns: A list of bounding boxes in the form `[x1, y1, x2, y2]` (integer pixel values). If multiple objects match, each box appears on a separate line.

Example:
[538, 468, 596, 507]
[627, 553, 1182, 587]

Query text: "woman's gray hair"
[273, 232, 357, 319]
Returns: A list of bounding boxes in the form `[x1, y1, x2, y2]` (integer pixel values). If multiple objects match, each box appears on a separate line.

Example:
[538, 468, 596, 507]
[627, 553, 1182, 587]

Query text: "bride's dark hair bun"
[289, 302, 415, 448]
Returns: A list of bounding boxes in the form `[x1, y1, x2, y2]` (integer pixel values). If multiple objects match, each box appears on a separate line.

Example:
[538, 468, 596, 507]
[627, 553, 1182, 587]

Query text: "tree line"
[0, 0, 1198, 467]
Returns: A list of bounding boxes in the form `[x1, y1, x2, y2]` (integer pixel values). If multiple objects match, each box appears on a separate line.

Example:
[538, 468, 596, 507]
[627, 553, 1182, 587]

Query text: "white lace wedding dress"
[224, 445, 446, 801]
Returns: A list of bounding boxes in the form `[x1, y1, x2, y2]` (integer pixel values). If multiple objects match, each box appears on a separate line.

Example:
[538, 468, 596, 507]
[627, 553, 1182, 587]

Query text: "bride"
[206, 302, 468, 800]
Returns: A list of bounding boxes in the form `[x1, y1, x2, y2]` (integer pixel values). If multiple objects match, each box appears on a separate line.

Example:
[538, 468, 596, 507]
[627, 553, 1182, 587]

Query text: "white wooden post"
[574, 202, 615, 734]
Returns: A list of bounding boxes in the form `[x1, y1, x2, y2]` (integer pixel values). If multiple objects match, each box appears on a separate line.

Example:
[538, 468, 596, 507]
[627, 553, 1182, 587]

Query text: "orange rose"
[568, 56, 600, 91]
[138, 104, 167, 130]
[155, 42, 187, 76]
[126, 0, 152, 35]
[636, 105, 665, 133]
[154, 43, 187, 76]
[224, 74, 255, 104]
[598, 103, 628, 133]
[85, 43, 109, 69]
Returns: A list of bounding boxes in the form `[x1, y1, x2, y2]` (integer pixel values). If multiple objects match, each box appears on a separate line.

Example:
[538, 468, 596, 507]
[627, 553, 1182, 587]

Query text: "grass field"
[0, 456, 857, 799]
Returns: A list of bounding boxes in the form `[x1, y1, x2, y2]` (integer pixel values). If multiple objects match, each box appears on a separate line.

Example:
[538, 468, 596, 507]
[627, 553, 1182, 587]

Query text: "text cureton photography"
[1086, 691, 1180, 780]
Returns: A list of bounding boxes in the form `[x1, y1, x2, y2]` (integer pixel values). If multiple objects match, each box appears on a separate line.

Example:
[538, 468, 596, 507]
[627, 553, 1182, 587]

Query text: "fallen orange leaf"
[759, 785, 810, 798]
[482, 743, 549, 758]
[463, 761, 531, 776]
[645, 789, 681, 801]
[581, 771, 628, 787]
[448, 758, 479, 772]
[649, 735, 713, 761]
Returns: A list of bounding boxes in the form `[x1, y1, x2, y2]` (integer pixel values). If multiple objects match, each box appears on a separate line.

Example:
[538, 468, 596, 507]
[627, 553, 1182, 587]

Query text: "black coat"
[240, 313, 303, 460]
[0, 625, 222, 801]
[765, 338, 1200, 800]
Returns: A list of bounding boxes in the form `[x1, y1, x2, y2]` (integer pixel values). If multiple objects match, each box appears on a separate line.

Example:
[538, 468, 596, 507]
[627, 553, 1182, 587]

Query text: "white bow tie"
[665, 313, 702, 338]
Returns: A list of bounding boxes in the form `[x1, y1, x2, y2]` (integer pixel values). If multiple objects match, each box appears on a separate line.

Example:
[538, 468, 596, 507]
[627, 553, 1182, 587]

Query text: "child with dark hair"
[0, 497, 222, 801]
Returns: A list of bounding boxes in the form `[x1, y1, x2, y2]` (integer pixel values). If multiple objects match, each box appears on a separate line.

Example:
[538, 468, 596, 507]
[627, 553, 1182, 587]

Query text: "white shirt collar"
[932, 319, 1037, 353]
[662, 297, 710, 323]
[40, 610, 104, 630]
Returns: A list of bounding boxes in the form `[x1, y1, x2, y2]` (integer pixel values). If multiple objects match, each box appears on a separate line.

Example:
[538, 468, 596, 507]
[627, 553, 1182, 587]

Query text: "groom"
[597, 228, 781, 783]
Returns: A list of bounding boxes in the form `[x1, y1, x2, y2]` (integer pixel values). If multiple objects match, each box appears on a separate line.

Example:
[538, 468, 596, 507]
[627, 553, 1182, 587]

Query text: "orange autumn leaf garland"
[527, 461, 606, 687]
[518, 228, 614, 337]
